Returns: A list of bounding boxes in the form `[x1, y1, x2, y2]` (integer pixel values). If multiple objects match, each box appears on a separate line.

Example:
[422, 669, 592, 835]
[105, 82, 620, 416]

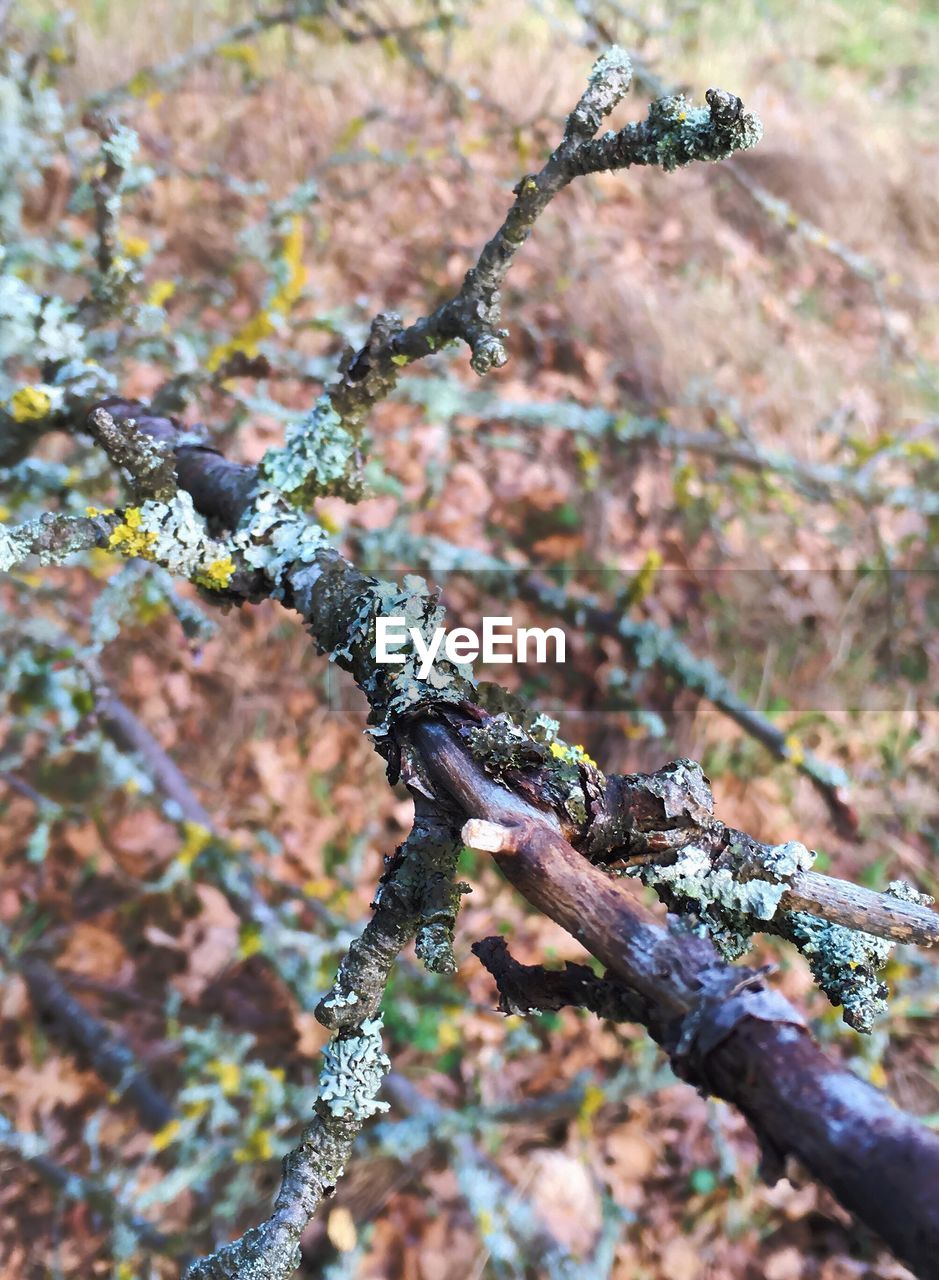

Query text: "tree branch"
[417, 721, 939, 1277]
[185, 802, 462, 1279]
[0, 1115, 178, 1258]
[16, 954, 174, 1132]
[472, 934, 646, 1022]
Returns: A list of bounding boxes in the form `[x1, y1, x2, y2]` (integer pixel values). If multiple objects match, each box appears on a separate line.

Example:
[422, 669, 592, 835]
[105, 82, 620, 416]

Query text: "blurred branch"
[15, 953, 174, 1132]
[0, 511, 115, 574]
[518, 572, 859, 831]
[384, 1070, 619, 1279]
[0, 1115, 179, 1258]
[84, 3, 333, 112]
[93, 682, 214, 828]
[403, 379, 939, 516]
[82, 2, 452, 113]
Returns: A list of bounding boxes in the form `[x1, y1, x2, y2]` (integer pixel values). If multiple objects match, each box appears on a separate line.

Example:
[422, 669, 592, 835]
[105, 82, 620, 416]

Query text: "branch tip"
[462, 818, 516, 853]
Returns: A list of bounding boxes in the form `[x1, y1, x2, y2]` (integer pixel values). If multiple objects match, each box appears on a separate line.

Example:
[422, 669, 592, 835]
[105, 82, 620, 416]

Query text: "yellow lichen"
[207, 1059, 241, 1096]
[233, 1128, 273, 1163]
[271, 215, 307, 316]
[207, 310, 275, 372]
[238, 921, 264, 959]
[577, 1080, 606, 1138]
[150, 1119, 181, 1152]
[146, 279, 176, 307]
[178, 821, 212, 869]
[316, 508, 342, 535]
[10, 386, 52, 423]
[549, 740, 598, 769]
[626, 548, 663, 606]
[218, 41, 261, 76]
[194, 555, 235, 590]
[108, 507, 158, 559]
[121, 233, 150, 259]
[128, 70, 153, 97]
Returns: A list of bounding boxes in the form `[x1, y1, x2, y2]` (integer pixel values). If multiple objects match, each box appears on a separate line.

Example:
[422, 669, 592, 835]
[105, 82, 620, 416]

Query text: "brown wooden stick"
[414, 720, 939, 1278]
[783, 869, 938, 947]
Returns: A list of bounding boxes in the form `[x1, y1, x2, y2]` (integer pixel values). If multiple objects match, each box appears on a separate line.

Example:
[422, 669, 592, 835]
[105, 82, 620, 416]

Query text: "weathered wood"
[783, 869, 938, 947]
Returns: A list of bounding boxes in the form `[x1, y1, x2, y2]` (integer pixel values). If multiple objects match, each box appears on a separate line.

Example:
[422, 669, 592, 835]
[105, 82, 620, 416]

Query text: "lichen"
[0, 523, 28, 572]
[231, 486, 329, 595]
[100, 122, 139, 171]
[260, 393, 358, 505]
[320, 989, 359, 1011]
[107, 492, 239, 589]
[318, 1017, 390, 1119]
[464, 708, 599, 826]
[644, 92, 763, 171]
[9, 385, 52, 422]
[331, 573, 476, 736]
[635, 843, 791, 961]
[786, 913, 891, 1034]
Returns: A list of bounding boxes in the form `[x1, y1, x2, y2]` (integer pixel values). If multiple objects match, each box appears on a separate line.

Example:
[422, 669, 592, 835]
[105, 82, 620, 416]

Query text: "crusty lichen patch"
[106, 493, 236, 589]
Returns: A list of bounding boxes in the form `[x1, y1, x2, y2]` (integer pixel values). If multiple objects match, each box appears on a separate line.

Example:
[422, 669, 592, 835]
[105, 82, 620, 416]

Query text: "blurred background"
[1, 1, 938, 1276]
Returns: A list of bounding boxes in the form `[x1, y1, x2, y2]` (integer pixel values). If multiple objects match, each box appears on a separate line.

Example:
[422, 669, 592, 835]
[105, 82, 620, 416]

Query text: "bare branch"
[0, 510, 115, 573]
[16, 954, 174, 1132]
[472, 934, 646, 1022]
[86, 406, 178, 502]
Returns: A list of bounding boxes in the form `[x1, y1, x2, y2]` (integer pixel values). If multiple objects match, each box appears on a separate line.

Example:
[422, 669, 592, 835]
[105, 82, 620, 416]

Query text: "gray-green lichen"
[318, 1016, 390, 1119]
[786, 913, 891, 1034]
[635, 842, 794, 961]
[259, 393, 358, 505]
[464, 706, 597, 826]
[232, 486, 330, 595]
[0, 512, 108, 573]
[631, 831, 818, 961]
[100, 121, 138, 171]
[0, 52, 66, 239]
[575, 87, 763, 179]
[784, 879, 934, 1033]
[885, 878, 934, 909]
[412, 824, 468, 975]
[638, 838, 928, 1031]
[644, 92, 763, 170]
[336, 574, 476, 736]
[0, 264, 85, 368]
[320, 989, 359, 1012]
